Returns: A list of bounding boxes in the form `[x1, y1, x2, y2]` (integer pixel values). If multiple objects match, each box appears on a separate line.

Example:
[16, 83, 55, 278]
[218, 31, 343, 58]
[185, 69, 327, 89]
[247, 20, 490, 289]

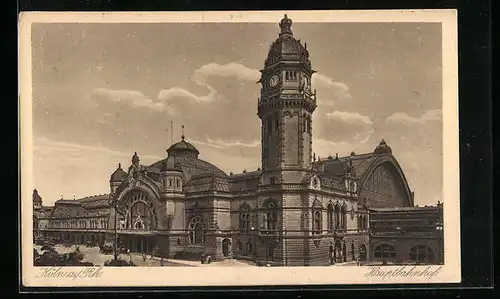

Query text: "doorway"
[222, 238, 231, 257]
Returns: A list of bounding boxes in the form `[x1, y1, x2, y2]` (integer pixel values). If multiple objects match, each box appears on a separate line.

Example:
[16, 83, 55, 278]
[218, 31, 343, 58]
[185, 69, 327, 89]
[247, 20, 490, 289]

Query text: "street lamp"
[113, 196, 118, 261]
[435, 222, 443, 264]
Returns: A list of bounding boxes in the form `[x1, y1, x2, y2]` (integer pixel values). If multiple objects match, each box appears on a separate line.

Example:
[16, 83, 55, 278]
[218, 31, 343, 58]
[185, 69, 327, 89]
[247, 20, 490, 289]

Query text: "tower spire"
[279, 14, 293, 36]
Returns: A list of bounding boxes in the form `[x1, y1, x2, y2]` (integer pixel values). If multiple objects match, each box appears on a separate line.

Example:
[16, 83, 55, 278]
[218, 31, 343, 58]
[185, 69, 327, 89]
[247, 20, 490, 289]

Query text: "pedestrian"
[142, 252, 146, 262]
[150, 251, 154, 260]
[160, 257, 164, 267]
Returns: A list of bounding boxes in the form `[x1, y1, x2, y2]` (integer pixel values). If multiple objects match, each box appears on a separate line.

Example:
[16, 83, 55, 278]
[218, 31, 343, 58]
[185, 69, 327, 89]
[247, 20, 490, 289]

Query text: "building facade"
[369, 203, 444, 265]
[33, 15, 443, 266]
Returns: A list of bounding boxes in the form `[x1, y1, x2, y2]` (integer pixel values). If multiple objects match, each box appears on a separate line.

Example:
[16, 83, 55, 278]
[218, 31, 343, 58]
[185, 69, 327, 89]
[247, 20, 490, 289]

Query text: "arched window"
[312, 200, 322, 234]
[327, 203, 334, 232]
[124, 191, 155, 230]
[130, 201, 152, 230]
[341, 204, 348, 230]
[239, 203, 251, 232]
[334, 204, 341, 229]
[409, 245, 434, 263]
[169, 179, 172, 187]
[188, 216, 207, 245]
[374, 244, 396, 258]
[263, 199, 278, 232]
[176, 179, 180, 187]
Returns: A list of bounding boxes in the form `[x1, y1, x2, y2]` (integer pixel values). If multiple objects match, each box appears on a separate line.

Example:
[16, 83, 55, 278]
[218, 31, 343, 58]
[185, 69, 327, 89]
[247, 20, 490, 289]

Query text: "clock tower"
[258, 14, 317, 183]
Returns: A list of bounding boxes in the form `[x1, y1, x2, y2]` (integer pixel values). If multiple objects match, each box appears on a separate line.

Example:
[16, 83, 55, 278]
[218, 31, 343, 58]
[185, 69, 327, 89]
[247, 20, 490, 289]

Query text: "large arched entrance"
[222, 238, 231, 257]
[359, 244, 367, 262]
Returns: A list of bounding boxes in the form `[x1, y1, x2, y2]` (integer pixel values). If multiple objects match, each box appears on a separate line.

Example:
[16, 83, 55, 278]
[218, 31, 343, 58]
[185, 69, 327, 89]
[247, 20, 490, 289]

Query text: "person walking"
[160, 257, 164, 267]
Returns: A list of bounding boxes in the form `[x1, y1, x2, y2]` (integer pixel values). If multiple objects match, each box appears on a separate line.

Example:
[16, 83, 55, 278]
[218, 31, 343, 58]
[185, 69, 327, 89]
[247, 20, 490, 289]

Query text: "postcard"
[19, 10, 460, 287]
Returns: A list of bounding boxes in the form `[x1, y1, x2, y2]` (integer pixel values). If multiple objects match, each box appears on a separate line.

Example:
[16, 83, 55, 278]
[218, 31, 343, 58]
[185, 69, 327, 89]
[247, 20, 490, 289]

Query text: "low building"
[368, 203, 444, 265]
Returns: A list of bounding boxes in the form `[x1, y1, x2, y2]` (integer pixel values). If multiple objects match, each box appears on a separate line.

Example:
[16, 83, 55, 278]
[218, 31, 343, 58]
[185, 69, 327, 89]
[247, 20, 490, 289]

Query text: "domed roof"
[110, 163, 128, 182]
[265, 14, 312, 69]
[166, 135, 200, 158]
[374, 139, 393, 154]
[165, 155, 183, 171]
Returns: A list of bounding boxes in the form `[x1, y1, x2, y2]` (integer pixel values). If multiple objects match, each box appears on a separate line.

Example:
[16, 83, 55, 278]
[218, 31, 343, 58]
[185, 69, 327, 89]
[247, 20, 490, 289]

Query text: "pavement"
[34, 245, 360, 267]
[34, 245, 254, 267]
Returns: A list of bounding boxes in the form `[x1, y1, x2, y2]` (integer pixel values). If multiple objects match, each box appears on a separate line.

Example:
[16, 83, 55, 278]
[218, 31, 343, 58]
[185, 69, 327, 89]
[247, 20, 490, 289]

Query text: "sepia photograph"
[20, 10, 460, 287]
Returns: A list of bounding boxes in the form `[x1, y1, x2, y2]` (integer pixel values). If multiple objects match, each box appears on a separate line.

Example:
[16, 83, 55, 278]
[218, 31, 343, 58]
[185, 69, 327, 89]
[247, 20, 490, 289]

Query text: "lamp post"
[250, 226, 256, 261]
[435, 222, 443, 264]
[113, 196, 118, 261]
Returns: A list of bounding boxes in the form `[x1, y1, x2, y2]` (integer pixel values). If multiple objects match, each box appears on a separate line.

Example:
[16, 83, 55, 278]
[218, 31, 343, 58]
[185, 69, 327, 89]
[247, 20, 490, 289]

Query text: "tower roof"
[166, 135, 200, 158]
[110, 163, 128, 183]
[264, 14, 312, 69]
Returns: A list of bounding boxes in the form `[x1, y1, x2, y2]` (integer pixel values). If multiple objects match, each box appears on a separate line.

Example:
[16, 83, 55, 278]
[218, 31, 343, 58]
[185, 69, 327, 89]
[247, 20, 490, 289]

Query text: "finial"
[73, 194, 76, 200]
[380, 139, 386, 145]
[313, 152, 316, 162]
[181, 125, 185, 141]
[132, 152, 140, 164]
[336, 153, 339, 159]
[60, 194, 63, 200]
[118, 163, 121, 169]
[279, 14, 293, 36]
[305, 42, 307, 49]
[350, 151, 355, 156]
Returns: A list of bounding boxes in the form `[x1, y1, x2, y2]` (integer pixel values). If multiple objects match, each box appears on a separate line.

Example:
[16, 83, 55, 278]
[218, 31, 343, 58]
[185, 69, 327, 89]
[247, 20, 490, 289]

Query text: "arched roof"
[357, 154, 413, 207]
[313, 149, 413, 207]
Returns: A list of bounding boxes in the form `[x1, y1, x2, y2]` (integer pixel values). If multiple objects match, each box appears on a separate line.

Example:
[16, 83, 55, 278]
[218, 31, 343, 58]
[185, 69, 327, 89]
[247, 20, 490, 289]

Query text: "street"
[33, 245, 254, 267]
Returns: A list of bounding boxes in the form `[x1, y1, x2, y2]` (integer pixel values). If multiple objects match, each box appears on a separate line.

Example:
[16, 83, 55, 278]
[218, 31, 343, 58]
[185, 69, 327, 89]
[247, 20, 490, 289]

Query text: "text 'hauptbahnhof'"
[33, 15, 444, 266]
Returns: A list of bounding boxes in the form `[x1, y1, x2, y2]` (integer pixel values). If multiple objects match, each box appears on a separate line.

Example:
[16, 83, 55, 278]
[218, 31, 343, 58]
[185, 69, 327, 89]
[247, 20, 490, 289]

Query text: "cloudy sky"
[31, 21, 443, 206]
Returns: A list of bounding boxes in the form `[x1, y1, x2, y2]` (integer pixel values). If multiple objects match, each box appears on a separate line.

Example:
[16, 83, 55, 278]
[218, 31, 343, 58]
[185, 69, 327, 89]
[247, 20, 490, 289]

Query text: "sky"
[31, 21, 443, 207]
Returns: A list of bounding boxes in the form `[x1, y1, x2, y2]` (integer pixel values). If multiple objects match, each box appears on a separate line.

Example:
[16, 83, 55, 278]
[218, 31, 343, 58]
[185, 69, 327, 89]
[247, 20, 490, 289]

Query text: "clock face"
[269, 75, 279, 87]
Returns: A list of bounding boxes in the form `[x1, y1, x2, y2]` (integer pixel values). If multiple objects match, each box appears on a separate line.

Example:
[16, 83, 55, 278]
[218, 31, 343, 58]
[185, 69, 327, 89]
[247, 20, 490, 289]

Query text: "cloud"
[192, 62, 260, 84]
[312, 73, 352, 106]
[315, 110, 374, 144]
[157, 87, 216, 104]
[33, 136, 163, 205]
[386, 109, 442, 126]
[157, 62, 260, 105]
[326, 110, 373, 126]
[92, 88, 173, 113]
[190, 136, 260, 150]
